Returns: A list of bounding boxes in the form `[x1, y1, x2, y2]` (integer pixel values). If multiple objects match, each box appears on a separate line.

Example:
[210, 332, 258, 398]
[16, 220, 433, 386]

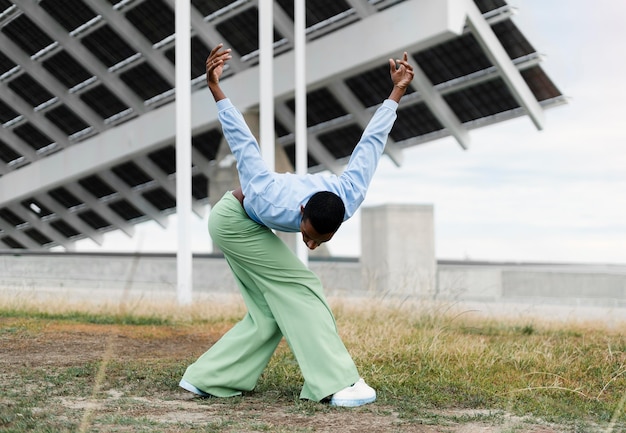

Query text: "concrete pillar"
[361, 204, 436, 298]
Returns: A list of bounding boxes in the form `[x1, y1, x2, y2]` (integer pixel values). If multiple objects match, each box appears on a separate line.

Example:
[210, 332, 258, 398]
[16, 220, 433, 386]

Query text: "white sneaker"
[179, 379, 211, 397]
[330, 378, 376, 407]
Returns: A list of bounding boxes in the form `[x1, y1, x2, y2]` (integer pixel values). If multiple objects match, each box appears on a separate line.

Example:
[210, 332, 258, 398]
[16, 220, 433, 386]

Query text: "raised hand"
[387, 52, 415, 103]
[389, 52, 414, 90]
[206, 43, 232, 87]
[206, 44, 232, 102]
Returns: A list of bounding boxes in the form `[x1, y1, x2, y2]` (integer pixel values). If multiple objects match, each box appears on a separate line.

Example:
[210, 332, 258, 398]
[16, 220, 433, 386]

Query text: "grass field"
[0, 295, 624, 432]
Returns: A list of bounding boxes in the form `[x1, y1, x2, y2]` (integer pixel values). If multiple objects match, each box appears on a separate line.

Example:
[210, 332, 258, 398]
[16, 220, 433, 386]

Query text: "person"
[179, 44, 414, 407]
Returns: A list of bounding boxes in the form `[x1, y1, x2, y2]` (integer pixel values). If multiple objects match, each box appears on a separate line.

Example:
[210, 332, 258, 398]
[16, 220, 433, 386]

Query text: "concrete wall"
[436, 261, 626, 308]
[361, 204, 436, 297]
[0, 252, 361, 303]
[2, 252, 625, 308]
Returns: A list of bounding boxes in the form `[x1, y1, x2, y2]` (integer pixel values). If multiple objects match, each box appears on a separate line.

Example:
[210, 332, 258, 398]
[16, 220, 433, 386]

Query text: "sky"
[75, 0, 626, 265]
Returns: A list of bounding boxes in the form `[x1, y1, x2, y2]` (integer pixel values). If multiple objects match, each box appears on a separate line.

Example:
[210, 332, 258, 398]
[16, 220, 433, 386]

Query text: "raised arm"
[338, 52, 415, 218]
[206, 43, 232, 102]
[205, 45, 273, 206]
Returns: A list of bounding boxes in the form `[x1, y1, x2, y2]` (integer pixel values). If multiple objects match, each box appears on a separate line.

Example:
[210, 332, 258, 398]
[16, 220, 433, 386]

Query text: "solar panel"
[44, 105, 89, 135]
[2, 14, 54, 55]
[50, 219, 81, 238]
[284, 144, 319, 168]
[148, 146, 177, 176]
[0, 99, 19, 123]
[192, 129, 222, 161]
[1, 236, 25, 248]
[8, 73, 55, 107]
[13, 123, 54, 151]
[0, 50, 16, 75]
[39, 0, 97, 32]
[109, 198, 145, 221]
[168, 36, 214, 79]
[143, 187, 176, 211]
[111, 161, 153, 188]
[345, 64, 417, 108]
[80, 24, 136, 67]
[42, 50, 93, 89]
[521, 66, 562, 102]
[191, 36, 212, 78]
[23, 227, 52, 245]
[276, 0, 352, 27]
[0, 139, 21, 163]
[391, 103, 444, 141]
[286, 88, 349, 127]
[216, 7, 284, 57]
[0, 0, 13, 11]
[79, 85, 129, 119]
[77, 209, 110, 230]
[445, 77, 518, 123]
[416, 34, 491, 86]
[119, 62, 172, 101]
[474, 0, 508, 14]
[48, 186, 83, 209]
[21, 198, 53, 217]
[318, 124, 362, 159]
[191, 0, 237, 17]
[125, 0, 174, 45]
[493, 20, 535, 59]
[191, 174, 210, 200]
[78, 175, 116, 199]
[0, 207, 26, 225]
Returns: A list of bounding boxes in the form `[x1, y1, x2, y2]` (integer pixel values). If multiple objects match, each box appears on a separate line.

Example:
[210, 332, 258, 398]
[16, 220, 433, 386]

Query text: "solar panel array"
[0, 0, 564, 250]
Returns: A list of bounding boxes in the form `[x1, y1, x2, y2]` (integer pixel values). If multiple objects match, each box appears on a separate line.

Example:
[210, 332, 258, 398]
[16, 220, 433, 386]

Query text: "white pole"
[259, 0, 275, 171]
[175, 0, 192, 305]
[294, 0, 308, 265]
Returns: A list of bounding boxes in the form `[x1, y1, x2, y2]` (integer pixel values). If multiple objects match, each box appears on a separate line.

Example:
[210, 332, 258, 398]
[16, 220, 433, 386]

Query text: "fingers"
[390, 52, 413, 74]
[395, 52, 413, 71]
[206, 44, 232, 69]
[209, 43, 223, 58]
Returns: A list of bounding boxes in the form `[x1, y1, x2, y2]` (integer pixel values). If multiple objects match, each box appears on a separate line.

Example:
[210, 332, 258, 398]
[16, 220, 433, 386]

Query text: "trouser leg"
[181, 260, 284, 396]
[181, 199, 284, 397]
[183, 193, 359, 401]
[182, 311, 283, 397]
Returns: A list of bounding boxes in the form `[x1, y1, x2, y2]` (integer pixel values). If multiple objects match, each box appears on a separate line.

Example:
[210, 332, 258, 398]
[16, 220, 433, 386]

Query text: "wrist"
[389, 85, 406, 103]
[209, 83, 226, 102]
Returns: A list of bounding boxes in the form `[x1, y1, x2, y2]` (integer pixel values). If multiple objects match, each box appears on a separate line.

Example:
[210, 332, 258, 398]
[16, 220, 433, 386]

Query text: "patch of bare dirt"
[0, 318, 218, 367]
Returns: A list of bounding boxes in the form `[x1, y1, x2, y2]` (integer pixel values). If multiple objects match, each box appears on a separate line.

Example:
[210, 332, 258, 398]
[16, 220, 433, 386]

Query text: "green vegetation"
[0, 298, 624, 432]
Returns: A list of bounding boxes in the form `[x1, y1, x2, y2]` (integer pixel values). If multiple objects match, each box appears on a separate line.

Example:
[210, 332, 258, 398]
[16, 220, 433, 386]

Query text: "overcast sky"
[76, 0, 626, 265]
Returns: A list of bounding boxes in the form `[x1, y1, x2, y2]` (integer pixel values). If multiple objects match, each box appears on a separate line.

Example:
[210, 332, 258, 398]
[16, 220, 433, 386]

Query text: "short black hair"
[302, 191, 345, 235]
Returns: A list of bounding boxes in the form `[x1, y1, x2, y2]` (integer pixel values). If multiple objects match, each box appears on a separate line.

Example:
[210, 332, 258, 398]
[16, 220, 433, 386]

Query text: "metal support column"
[259, 0, 275, 171]
[175, 0, 192, 305]
[295, 0, 309, 265]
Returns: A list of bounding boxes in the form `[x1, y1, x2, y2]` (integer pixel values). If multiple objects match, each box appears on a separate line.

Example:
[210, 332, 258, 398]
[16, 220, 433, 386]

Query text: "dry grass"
[1, 293, 625, 432]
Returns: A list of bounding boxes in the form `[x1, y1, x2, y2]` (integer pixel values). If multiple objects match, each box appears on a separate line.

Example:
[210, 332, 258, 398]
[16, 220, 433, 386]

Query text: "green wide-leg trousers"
[181, 192, 360, 401]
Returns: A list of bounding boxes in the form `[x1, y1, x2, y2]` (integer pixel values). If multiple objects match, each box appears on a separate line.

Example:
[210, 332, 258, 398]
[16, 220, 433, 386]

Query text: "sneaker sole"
[330, 395, 376, 407]
[179, 379, 211, 397]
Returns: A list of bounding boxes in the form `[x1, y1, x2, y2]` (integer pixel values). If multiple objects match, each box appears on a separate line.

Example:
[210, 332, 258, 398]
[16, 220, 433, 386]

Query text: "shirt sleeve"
[216, 98, 274, 202]
[339, 99, 398, 219]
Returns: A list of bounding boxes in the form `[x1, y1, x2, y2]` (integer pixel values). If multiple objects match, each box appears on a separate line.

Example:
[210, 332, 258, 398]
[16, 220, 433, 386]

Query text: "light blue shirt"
[217, 98, 398, 232]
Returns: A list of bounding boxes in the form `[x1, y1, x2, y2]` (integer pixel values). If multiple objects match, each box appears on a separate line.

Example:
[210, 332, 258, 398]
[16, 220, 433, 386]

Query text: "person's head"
[299, 191, 345, 250]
